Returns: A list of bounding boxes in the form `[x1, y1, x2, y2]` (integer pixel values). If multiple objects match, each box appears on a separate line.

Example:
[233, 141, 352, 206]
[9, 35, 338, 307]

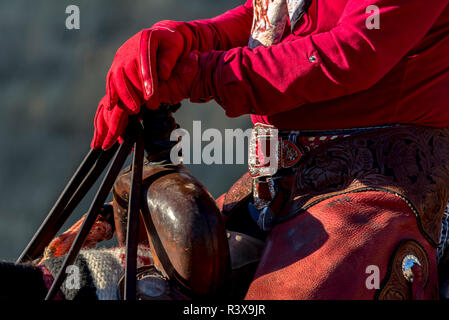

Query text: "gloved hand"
[92, 96, 129, 150]
[156, 50, 222, 106]
[91, 21, 196, 150]
[156, 52, 200, 105]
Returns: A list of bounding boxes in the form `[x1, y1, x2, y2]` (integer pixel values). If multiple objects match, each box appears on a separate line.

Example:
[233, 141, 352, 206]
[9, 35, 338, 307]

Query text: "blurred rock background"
[0, 0, 251, 260]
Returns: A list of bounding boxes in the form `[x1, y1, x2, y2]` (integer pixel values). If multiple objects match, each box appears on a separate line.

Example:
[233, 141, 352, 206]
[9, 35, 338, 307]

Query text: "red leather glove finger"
[91, 97, 129, 150]
[102, 104, 129, 150]
[142, 22, 193, 110]
[150, 23, 186, 81]
[91, 97, 109, 150]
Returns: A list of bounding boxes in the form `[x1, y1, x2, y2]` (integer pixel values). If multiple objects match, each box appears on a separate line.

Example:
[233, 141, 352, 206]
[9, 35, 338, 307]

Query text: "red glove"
[91, 21, 196, 150]
[157, 52, 200, 105]
[92, 2, 253, 150]
[156, 51, 223, 106]
[92, 96, 129, 150]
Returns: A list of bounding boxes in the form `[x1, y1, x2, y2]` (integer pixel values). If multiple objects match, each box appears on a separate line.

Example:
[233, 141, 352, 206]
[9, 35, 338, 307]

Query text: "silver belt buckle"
[248, 123, 280, 178]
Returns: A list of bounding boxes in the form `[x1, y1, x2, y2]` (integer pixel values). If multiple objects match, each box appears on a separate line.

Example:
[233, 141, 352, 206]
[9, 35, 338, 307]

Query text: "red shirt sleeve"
[185, 0, 253, 52]
[207, 0, 449, 117]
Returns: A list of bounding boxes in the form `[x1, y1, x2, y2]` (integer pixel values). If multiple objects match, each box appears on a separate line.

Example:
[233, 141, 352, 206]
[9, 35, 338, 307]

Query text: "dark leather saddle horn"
[112, 106, 230, 298]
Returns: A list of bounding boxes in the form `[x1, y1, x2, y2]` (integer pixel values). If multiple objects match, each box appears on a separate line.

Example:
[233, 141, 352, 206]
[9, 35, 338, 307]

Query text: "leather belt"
[248, 123, 397, 179]
[248, 122, 399, 230]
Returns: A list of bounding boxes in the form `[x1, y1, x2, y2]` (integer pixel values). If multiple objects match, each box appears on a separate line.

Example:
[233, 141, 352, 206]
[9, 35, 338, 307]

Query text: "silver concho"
[137, 275, 169, 299]
[118, 265, 170, 300]
[401, 255, 421, 282]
